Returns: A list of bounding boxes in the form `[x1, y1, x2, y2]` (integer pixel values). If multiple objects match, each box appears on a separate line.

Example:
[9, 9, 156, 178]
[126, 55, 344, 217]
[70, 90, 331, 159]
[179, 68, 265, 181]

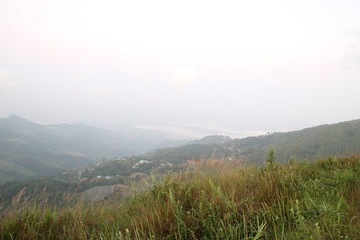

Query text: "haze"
[1, 0, 360, 139]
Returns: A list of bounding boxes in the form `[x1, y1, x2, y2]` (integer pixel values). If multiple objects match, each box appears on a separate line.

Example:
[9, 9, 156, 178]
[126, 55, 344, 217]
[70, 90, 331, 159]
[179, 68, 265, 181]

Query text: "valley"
[1, 116, 360, 210]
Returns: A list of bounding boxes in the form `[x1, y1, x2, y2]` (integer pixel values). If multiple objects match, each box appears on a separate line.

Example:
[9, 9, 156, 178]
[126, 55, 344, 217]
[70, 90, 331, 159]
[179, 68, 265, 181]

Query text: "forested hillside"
[142, 119, 360, 164]
[1, 118, 360, 211]
[0, 115, 147, 182]
[229, 119, 360, 163]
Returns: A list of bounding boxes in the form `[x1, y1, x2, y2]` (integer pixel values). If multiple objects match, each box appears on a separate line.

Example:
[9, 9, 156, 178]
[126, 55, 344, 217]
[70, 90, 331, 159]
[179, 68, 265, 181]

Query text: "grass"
[1, 156, 360, 239]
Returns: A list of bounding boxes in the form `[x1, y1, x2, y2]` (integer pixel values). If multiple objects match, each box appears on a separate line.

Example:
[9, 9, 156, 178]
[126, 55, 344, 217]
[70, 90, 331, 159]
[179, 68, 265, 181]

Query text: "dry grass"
[1, 155, 360, 239]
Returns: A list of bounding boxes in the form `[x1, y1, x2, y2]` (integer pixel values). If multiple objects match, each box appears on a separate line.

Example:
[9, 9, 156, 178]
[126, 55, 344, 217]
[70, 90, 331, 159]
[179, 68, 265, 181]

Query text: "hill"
[0, 115, 148, 182]
[229, 119, 360, 163]
[152, 139, 191, 150]
[140, 119, 360, 164]
[1, 118, 359, 210]
[188, 135, 232, 145]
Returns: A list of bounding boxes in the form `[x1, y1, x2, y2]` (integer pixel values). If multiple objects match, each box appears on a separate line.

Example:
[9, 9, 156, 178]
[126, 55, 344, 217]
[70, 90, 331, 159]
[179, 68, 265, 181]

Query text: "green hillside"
[0, 115, 144, 183]
[230, 119, 360, 163]
[141, 119, 360, 164]
[1, 155, 359, 239]
[1, 118, 360, 221]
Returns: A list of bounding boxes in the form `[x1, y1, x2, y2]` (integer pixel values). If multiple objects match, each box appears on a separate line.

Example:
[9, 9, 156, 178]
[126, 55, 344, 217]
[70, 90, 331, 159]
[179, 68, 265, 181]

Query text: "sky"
[0, 0, 360, 139]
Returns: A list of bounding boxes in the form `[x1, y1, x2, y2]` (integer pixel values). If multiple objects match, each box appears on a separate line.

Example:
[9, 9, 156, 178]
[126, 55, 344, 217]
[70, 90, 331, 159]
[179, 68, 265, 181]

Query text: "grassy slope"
[1, 156, 360, 239]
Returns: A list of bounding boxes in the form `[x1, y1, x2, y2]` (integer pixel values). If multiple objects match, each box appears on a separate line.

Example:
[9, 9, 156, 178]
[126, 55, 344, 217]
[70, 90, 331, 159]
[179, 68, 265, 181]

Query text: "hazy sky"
[1, 0, 359, 138]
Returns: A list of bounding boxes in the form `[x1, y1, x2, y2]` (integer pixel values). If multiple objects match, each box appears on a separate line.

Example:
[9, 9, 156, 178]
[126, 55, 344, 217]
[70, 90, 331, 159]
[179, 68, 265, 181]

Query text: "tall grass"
[1, 156, 360, 239]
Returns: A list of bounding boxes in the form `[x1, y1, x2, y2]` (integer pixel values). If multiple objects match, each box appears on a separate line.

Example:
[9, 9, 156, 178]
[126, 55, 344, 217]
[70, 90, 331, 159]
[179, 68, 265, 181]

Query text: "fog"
[1, 0, 360, 139]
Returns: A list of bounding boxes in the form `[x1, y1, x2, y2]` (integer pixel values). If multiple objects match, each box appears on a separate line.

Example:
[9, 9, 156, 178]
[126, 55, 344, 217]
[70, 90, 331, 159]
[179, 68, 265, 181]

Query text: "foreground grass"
[1, 156, 360, 239]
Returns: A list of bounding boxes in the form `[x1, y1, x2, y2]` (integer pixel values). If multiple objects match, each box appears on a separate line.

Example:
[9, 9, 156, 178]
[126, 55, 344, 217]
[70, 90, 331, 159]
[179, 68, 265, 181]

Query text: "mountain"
[138, 119, 360, 164]
[228, 119, 360, 163]
[152, 139, 191, 150]
[135, 133, 232, 152]
[1, 118, 360, 211]
[0, 115, 149, 183]
[188, 135, 232, 145]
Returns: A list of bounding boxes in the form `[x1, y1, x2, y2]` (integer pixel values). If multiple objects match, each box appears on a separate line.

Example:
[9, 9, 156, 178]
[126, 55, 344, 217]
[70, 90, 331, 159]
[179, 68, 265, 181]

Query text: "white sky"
[1, 0, 360, 138]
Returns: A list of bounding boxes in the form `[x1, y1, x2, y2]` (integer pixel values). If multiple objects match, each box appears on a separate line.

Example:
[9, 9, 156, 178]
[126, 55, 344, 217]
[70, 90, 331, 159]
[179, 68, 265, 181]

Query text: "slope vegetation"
[143, 119, 360, 164]
[1, 155, 359, 239]
[0, 115, 142, 182]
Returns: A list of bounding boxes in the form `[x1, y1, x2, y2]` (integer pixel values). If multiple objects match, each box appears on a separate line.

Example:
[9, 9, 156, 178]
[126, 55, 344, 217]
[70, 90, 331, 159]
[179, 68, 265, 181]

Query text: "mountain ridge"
[0, 115, 150, 182]
[1, 115, 360, 183]
[0, 117, 359, 209]
[139, 118, 360, 164]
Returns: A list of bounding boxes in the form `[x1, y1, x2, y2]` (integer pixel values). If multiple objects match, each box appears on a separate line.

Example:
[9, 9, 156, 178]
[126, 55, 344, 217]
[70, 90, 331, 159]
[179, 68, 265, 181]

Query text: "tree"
[266, 148, 275, 168]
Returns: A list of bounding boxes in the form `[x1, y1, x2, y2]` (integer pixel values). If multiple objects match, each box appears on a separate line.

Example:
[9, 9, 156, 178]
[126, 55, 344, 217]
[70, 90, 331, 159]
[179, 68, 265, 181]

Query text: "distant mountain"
[152, 139, 191, 150]
[188, 135, 232, 145]
[139, 119, 360, 164]
[126, 134, 232, 153]
[0, 115, 149, 182]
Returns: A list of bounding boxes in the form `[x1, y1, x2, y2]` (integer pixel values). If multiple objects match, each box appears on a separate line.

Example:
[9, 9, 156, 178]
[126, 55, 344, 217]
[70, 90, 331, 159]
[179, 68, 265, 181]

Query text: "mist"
[1, 0, 360, 139]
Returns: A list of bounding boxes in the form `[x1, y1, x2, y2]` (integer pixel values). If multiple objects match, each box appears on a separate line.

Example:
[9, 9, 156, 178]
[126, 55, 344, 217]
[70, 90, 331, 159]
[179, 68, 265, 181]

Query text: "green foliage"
[1, 155, 360, 239]
[266, 148, 275, 168]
